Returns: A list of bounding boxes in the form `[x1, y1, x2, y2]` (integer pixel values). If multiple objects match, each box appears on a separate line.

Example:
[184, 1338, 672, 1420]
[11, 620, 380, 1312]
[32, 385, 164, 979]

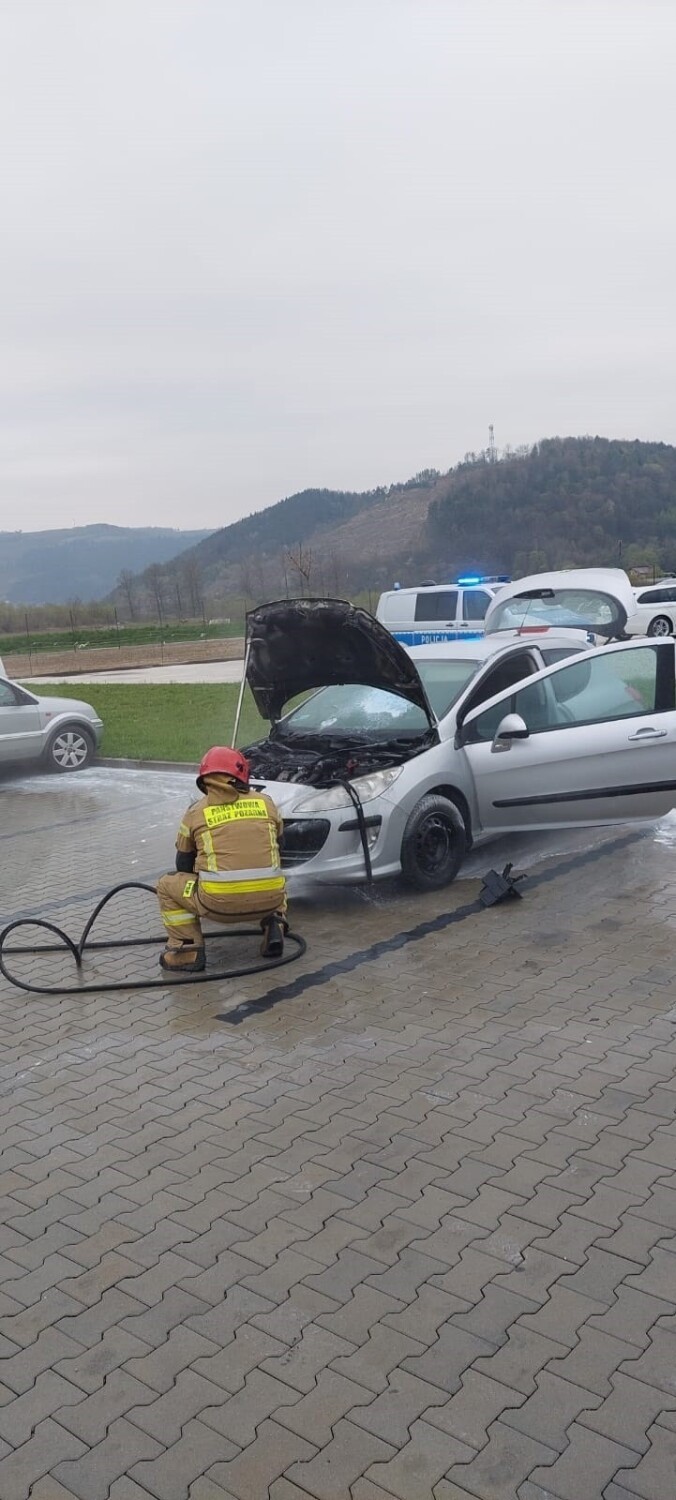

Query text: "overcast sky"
[0, 0, 674, 533]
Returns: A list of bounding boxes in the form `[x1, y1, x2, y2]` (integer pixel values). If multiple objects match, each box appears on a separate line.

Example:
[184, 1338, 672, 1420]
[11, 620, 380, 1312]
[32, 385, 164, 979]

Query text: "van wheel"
[45, 725, 94, 772]
[647, 615, 673, 638]
[400, 794, 467, 891]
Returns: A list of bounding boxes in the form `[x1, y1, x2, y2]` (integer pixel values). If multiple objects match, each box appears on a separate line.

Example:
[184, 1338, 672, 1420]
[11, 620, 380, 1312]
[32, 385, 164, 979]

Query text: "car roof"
[382, 581, 500, 598]
[407, 640, 501, 661]
[406, 632, 590, 663]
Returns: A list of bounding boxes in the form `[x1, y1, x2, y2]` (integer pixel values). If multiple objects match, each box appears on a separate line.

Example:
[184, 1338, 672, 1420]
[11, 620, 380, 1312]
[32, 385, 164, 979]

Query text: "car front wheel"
[647, 615, 673, 638]
[400, 793, 467, 891]
[45, 724, 94, 772]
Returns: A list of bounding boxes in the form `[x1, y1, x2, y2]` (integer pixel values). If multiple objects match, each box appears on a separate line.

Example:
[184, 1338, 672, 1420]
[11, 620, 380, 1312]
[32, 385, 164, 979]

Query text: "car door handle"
[627, 727, 668, 741]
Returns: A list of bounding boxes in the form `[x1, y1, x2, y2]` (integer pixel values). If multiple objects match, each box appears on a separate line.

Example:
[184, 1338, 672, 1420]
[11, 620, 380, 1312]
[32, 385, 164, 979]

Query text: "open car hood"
[483, 568, 633, 639]
[245, 597, 436, 725]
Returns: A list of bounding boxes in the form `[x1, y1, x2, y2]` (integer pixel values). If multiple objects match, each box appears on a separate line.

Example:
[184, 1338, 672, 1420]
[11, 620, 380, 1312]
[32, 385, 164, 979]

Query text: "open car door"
[458, 640, 676, 833]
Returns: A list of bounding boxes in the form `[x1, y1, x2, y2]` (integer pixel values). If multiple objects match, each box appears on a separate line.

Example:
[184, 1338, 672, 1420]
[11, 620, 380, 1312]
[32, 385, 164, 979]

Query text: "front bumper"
[281, 817, 332, 866]
[280, 805, 404, 890]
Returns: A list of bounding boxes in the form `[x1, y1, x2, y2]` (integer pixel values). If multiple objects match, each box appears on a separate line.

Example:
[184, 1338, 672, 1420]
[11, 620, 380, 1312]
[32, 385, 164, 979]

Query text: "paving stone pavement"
[1, 767, 676, 1497]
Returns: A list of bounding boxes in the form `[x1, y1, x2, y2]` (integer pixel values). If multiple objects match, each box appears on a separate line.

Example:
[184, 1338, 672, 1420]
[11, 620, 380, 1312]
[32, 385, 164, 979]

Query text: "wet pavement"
[1, 766, 676, 1499]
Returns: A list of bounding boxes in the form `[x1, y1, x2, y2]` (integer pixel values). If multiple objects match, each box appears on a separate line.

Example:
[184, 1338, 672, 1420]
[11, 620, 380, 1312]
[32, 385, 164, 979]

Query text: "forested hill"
[427, 437, 676, 577]
[0, 525, 212, 605]
[112, 437, 676, 612]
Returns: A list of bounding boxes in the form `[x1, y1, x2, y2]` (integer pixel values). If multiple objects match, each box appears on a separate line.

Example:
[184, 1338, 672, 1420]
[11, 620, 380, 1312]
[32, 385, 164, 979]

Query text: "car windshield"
[281, 657, 481, 735]
[488, 588, 619, 633]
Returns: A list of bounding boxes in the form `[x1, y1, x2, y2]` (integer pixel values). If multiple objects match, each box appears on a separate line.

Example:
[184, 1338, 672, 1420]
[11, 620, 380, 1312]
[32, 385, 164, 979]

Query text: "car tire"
[400, 793, 467, 891]
[45, 724, 95, 772]
[647, 615, 673, 638]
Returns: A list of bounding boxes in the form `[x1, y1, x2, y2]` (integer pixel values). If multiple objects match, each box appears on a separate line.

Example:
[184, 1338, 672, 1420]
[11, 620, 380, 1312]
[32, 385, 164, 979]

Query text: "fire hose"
[0, 881, 306, 996]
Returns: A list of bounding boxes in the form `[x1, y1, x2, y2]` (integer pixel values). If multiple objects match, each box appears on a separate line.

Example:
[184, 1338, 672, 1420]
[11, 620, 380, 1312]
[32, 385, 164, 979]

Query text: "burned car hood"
[245, 598, 436, 725]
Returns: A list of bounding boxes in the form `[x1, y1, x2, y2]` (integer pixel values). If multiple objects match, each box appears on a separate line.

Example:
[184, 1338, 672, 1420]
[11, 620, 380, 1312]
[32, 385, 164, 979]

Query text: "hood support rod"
[232, 635, 252, 747]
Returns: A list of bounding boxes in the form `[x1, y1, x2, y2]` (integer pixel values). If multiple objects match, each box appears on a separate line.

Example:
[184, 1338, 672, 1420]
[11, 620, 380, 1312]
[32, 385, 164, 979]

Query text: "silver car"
[243, 583, 673, 892]
[0, 677, 103, 772]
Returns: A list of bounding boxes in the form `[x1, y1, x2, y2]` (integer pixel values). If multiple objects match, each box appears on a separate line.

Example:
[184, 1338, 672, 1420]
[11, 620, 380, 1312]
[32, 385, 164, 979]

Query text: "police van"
[375, 577, 510, 645]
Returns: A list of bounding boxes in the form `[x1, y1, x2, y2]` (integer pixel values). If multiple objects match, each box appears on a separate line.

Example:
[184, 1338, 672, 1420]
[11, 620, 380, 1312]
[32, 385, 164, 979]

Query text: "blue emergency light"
[455, 574, 510, 586]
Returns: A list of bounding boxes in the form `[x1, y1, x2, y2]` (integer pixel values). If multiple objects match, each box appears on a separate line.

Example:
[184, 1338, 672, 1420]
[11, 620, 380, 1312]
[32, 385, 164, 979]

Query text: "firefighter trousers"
[156, 872, 288, 949]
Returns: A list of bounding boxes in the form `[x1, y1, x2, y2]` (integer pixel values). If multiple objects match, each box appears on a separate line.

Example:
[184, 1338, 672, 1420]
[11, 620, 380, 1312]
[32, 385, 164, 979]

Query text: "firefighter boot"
[160, 940, 206, 973]
[260, 914, 286, 958]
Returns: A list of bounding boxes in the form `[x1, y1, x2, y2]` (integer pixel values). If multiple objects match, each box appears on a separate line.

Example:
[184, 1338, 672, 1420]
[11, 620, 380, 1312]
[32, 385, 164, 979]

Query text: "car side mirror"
[492, 713, 529, 752]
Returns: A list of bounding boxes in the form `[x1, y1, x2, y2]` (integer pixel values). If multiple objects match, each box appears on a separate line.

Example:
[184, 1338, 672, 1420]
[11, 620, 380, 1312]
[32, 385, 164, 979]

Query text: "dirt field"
[5, 635, 246, 679]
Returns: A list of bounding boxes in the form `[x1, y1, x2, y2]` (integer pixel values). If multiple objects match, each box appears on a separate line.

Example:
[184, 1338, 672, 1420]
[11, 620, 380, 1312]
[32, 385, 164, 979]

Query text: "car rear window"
[540, 647, 583, 666]
[488, 588, 620, 633]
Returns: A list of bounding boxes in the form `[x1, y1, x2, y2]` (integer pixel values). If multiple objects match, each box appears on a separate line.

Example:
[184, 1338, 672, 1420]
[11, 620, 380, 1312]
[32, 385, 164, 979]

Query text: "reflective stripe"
[182, 879, 196, 898]
[197, 866, 282, 884]
[178, 822, 190, 838]
[203, 798, 268, 827]
[201, 828, 218, 871]
[199, 876, 286, 896]
[161, 908, 197, 927]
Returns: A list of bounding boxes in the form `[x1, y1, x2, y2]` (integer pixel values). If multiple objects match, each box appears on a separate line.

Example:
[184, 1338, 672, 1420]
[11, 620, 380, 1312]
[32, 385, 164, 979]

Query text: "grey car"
[0, 677, 103, 772]
[243, 592, 673, 892]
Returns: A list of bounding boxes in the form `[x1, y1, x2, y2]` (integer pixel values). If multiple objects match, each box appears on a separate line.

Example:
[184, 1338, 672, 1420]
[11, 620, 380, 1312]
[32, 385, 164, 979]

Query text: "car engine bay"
[244, 730, 435, 787]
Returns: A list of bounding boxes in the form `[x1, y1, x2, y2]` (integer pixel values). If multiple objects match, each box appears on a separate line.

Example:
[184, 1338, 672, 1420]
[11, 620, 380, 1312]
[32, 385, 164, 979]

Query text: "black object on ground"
[479, 863, 526, 907]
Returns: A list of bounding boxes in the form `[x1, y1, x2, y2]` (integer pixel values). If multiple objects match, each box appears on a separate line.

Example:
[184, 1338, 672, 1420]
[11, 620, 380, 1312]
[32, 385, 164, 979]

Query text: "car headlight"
[293, 766, 404, 814]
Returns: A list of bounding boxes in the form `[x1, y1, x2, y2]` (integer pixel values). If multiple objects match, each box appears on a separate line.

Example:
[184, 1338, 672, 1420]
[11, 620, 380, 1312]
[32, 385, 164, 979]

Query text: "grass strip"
[4, 619, 244, 656]
[31, 683, 267, 762]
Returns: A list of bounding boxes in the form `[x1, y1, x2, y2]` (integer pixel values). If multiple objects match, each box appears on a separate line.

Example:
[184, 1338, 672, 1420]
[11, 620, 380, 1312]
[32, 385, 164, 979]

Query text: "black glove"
[175, 850, 196, 873]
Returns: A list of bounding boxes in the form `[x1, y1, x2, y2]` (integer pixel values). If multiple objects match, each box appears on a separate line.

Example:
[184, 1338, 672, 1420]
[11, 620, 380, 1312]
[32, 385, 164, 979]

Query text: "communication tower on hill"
[488, 424, 497, 463]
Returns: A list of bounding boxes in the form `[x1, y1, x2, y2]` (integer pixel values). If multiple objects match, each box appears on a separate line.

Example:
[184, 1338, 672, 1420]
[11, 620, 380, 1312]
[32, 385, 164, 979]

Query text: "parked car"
[242, 576, 667, 892]
[376, 576, 509, 645]
[0, 677, 103, 772]
[625, 582, 676, 638]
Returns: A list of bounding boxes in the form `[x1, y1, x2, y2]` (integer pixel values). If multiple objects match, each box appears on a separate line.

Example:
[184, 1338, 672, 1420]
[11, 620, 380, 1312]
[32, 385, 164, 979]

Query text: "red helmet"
[197, 745, 250, 791]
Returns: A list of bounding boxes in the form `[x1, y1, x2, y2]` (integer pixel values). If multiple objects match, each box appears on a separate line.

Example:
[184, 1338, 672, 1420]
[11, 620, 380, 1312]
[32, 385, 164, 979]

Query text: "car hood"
[484, 568, 633, 639]
[245, 598, 436, 725]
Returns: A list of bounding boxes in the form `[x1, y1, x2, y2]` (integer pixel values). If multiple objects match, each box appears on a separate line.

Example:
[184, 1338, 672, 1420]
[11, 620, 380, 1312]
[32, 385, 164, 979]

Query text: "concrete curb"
[96, 757, 195, 774]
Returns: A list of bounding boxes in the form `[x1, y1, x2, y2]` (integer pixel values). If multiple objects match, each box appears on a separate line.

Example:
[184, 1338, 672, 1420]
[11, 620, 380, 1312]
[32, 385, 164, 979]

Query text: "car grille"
[281, 818, 331, 867]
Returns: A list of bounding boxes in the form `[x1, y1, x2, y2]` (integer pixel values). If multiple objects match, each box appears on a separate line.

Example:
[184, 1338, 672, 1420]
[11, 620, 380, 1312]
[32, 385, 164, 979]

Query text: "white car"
[0, 677, 103, 772]
[626, 582, 676, 638]
[243, 571, 670, 892]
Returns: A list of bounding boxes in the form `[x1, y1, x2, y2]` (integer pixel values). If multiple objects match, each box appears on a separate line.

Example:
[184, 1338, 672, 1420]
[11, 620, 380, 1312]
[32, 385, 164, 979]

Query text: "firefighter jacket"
[175, 775, 285, 909]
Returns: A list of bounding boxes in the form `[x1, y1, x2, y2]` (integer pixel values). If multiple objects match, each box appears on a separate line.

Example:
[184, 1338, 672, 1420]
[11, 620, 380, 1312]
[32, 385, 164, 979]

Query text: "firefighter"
[156, 745, 287, 972]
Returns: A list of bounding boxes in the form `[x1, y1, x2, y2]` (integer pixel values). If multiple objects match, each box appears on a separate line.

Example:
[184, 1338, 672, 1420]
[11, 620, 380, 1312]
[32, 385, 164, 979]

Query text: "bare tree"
[181, 557, 204, 617]
[284, 544, 314, 596]
[238, 558, 254, 609]
[172, 573, 184, 619]
[117, 569, 137, 620]
[146, 564, 166, 624]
